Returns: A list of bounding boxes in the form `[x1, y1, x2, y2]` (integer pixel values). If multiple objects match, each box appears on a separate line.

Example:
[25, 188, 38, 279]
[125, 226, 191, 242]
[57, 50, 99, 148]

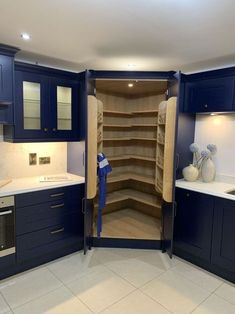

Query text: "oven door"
[0, 197, 15, 257]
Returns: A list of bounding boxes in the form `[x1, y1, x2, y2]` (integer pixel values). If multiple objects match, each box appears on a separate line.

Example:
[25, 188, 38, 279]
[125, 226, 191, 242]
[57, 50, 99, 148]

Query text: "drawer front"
[15, 184, 84, 208]
[16, 197, 82, 235]
[16, 213, 83, 263]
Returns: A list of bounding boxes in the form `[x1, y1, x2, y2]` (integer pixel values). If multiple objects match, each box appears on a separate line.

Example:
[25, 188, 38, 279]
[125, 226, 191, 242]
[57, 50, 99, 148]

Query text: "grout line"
[0, 290, 13, 312]
[139, 289, 173, 313]
[46, 266, 95, 313]
[190, 290, 215, 313]
[97, 288, 138, 314]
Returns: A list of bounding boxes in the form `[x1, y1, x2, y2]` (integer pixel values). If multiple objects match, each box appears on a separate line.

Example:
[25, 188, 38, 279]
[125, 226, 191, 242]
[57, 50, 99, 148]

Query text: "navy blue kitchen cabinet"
[0, 44, 19, 124]
[15, 184, 84, 264]
[174, 188, 214, 261]
[211, 198, 235, 275]
[0, 184, 84, 280]
[184, 77, 235, 113]
[4, 63, 80, 142]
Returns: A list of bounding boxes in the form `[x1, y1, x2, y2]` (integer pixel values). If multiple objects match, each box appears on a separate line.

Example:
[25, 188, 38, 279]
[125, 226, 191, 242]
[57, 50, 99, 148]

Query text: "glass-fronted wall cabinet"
[50, 78, 79, 139]
[4, 69, 80, 142]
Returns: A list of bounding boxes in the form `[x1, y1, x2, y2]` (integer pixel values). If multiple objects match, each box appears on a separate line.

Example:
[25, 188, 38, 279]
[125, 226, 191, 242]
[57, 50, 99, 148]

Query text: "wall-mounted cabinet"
[4, 65, 80, 142]
[0, 44, 19, 124]
[184, 76, 235, 113]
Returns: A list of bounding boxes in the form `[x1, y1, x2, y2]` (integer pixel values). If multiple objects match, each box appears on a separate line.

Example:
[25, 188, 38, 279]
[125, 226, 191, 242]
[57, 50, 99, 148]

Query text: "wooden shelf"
[104, 137, 156, 142]
[100, 189, 162, 208]
[103, 137, 131, 141]
[108, 154, 155, 162]
[103, 110, 132, 116]
[107, 172, 154, 185]
[132, 110, 158, 114]
[103, 124, 132, 128]
[132, 124, 157, 127]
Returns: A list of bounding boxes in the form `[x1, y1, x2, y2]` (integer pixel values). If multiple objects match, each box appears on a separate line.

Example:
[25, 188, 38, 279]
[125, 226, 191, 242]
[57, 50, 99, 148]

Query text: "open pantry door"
[161, 72, 181, 258]
[78, 70, 97, 254]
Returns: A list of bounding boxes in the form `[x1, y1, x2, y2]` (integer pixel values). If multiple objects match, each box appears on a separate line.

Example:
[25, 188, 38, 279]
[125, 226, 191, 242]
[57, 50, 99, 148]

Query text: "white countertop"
[176, 176, 235, 201]
[0, 173, 85, 197]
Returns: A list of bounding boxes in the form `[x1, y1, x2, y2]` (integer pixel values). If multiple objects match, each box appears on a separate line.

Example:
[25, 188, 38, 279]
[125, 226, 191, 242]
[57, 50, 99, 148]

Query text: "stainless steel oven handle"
[0, 210, 13, 216]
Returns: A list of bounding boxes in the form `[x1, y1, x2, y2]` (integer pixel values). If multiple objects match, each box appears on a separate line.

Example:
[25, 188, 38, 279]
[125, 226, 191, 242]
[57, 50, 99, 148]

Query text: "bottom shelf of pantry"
[93, 208, 161, 240]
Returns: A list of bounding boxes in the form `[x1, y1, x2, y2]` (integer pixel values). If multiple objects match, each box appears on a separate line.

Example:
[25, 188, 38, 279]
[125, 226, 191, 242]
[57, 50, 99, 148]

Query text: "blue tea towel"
[97, 153, 112, 237]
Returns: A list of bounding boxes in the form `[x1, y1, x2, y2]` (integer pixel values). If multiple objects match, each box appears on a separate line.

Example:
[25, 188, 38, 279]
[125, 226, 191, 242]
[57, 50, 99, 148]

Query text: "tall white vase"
[201, 158, 216, 183]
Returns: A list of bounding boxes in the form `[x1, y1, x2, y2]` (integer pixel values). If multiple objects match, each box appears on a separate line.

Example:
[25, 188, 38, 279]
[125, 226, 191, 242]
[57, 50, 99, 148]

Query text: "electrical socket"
[29, 153, 37, 166]
[39, 157, 51, 165]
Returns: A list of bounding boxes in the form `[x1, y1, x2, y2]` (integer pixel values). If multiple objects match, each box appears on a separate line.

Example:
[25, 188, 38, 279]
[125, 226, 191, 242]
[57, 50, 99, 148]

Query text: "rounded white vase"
[182, 164, 199, 182]
[201, 158, 216, 183]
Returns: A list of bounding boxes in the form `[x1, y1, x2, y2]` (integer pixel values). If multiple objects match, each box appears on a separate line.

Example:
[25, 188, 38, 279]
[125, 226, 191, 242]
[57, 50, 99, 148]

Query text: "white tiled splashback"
[194, 114, 235, 177]
[0, 125, 67, 180]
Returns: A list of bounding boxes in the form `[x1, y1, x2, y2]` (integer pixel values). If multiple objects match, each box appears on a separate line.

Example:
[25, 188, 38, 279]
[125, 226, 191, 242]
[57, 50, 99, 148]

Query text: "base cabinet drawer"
[16, 213, 83, 263]
[15, 185, 84, 208]
[16, 198, 82, 235]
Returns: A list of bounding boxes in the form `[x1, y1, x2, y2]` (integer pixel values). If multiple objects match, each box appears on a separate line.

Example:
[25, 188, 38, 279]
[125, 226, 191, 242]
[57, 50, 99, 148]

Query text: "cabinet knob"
[52, 128, 56, 132]
[186, 193, 190, 197]
[44, 128, 48, 132]
[204, 104, 208, 108]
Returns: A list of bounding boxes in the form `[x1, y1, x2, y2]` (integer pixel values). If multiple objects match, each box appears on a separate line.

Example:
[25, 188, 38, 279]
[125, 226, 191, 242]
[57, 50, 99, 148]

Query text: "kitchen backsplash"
[0, 125, 67, 180]
[194, 114, 235, 177]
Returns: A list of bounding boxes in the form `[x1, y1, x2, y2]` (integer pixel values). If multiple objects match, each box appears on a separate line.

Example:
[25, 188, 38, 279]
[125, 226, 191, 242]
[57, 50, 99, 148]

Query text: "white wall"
[0, 125, 67, 180]
[194, 114, 235, 176]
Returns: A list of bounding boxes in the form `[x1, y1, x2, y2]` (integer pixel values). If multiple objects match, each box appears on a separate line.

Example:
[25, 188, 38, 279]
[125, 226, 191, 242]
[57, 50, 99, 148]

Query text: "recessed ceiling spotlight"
[128, 83, 134, 88]
[210, 113, 217, 116]
[21, 33, 31, 41]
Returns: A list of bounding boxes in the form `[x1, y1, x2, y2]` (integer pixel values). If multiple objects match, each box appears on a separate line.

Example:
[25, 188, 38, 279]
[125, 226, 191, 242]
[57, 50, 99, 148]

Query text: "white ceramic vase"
[182, 164, 199, 182]
[201, 158, 216, 183]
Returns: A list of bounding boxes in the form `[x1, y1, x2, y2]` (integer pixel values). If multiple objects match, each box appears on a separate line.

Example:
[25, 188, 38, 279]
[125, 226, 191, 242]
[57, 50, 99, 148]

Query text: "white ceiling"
[0, 0, 235, 73]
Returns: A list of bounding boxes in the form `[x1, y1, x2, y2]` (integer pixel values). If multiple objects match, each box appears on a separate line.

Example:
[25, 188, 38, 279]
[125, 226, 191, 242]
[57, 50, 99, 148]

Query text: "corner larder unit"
[87, 79, 177, 243]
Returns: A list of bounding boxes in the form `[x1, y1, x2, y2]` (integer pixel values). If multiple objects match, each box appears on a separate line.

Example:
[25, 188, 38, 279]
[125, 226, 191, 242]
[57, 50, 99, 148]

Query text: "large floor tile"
[172, 260, 223, 292]
[13, 286, 92, 314]
[105, 257, 164, 287]
[66, 267, 135, 313]
[0, 294, 11, 314]
[141, 269, 211, 314]
[0, 268, 62, 309]
[92, 248, 144, 264]
[101, 290, 170, 314]
[192, 294, 235, 314]
[215, 281, 235, 305]
[47, 250, 105, 284]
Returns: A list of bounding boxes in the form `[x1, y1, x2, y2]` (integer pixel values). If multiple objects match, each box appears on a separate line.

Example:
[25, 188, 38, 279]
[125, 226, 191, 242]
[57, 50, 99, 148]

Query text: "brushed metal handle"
[50, 203, 64, 209]
[0, 210, 12, 216]
[50, 227, 64, 235]
[50, 193, 64, 198]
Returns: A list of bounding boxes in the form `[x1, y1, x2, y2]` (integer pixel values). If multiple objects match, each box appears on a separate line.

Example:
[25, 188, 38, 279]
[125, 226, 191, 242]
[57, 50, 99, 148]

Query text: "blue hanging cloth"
[97, 153, 112, 238]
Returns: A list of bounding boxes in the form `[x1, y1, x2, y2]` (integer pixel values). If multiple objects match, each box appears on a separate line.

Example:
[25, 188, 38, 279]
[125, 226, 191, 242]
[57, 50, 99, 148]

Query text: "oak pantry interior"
[86, 75, 178, 246]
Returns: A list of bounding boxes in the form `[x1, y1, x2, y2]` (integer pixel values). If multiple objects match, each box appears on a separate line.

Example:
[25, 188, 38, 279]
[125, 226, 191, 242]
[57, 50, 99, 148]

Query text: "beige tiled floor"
[0, 248, 234, 314]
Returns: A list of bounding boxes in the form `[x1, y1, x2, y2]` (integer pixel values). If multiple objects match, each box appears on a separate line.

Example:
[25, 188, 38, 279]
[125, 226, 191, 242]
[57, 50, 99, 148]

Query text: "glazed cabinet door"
[211, 198, 235, 274]
[14, 71, 50, 140]
[50, 78, 79, 140]
[174, 188, 214, 261]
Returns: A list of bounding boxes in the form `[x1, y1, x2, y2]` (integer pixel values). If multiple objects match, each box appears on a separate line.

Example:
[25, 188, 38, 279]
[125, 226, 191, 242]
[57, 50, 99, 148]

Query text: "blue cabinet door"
[0, 55, 14, 124]
[50, 77, 79, 140]
[174, 188, 214, 261]
[211, 198, 235, 274]
[184, 77, 234, 113]
[14, 71, 50, 140]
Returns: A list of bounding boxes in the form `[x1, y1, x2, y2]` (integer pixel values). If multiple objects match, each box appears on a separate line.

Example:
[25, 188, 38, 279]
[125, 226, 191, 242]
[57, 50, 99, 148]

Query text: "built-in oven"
[0, 196, 15, 257]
